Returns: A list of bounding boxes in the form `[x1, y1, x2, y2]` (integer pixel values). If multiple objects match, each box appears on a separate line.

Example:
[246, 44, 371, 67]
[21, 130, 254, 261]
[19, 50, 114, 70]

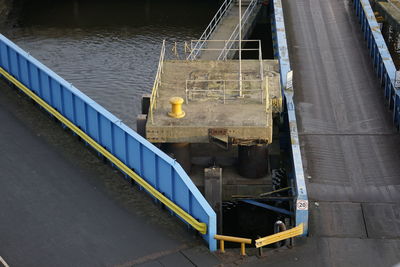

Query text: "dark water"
[222, 201, 279, 246]
[3, 0, 219, 129]
[242, 5, 274, 60]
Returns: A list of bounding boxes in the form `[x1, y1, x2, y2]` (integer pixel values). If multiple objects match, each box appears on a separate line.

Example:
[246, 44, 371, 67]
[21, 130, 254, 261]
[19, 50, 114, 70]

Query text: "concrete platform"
[146, 59, 281, 145]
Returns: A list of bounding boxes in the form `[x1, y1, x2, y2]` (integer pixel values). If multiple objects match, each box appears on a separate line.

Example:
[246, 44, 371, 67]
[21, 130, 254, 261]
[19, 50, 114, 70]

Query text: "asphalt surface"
[245, 0, 400, 266]
[2, 0, 400, 266]
[0, 81, 219, 266]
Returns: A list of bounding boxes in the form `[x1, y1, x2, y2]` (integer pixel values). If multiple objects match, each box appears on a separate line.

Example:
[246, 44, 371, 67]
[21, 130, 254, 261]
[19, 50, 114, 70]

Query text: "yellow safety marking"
[214, 235, 252, 244]
[255, 223, 303, 248]
[214, 235, 252, 256]
[0, 67, 207, 235]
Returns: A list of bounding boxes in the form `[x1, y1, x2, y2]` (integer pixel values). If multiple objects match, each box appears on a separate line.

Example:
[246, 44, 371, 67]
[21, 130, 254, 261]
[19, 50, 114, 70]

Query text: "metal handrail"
[185, 79, 264, 104]
[189, 48, 259, 52]
[258, 40, 264, 80]
[187, 0, 234, 60]
[189, 39, 260, 52]
[189, 39, 264, 77]
[214, 234, 252, 256]
[149, 40, 166, 124]
[187, 79, 263, 82]
[387, 0, 400, 13]
[218, 0, 259, 60]
[0, 65, 208, 235]
[255, 223, 304, 248]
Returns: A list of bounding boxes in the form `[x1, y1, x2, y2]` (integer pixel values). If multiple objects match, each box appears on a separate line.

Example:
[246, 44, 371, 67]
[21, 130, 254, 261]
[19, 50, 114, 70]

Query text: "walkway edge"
[354, 0, 400, 128]
[0, 35, 217, 251]
[272, 0, 309, 235]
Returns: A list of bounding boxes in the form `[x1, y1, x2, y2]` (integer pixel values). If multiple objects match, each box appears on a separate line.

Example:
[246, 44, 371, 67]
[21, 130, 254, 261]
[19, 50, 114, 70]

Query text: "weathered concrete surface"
[0, 80, 220, 266]
[147, 60, 281, 144]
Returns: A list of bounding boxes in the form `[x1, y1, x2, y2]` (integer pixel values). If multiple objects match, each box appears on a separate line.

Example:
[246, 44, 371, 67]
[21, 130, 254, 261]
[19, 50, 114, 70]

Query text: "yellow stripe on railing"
[0, 67, 207, 235]
[255, 223, 303, 248]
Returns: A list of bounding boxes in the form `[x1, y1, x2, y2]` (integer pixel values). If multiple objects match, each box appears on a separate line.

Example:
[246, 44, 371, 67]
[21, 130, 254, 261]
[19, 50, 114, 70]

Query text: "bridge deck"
[251, 0, 400, 265]
[0, 80, 218, 266]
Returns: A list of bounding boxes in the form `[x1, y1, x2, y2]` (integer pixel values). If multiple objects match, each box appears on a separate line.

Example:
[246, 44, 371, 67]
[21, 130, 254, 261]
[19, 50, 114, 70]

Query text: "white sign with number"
[395, 71, 400, 88]
[296, 200, 308, 210]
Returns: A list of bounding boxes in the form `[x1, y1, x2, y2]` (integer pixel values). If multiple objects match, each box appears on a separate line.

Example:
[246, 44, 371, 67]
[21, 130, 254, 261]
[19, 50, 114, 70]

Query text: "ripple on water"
[6, 26, 202, 129]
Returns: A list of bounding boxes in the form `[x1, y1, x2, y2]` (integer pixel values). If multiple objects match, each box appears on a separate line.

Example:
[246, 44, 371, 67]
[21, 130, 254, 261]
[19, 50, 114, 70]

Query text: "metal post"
[225, 39, 227, 61]
[185, 80, 189, 103]
[239, 0, 243, 97]
[223, 80, 226, 104]
[259, 40, 263, 80]
[240, 243, 246, 256]
[261, 82, 264, 104]
[220, 240, 225, 253]
[266, 77, 270, 111]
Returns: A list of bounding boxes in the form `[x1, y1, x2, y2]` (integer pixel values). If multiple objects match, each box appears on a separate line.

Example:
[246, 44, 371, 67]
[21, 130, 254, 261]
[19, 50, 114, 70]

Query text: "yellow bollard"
[168, 97, 185, 118]
[220, 240, 225, 253]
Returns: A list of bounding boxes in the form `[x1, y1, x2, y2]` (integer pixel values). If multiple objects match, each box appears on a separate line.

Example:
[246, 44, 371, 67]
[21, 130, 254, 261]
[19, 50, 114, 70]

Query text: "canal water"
[2, 1, 282, 240]
[2, 0, 219, 129]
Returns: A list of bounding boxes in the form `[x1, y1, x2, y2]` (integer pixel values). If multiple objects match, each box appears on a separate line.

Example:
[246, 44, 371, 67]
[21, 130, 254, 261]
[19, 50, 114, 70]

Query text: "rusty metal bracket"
[208, 128, 230, 149]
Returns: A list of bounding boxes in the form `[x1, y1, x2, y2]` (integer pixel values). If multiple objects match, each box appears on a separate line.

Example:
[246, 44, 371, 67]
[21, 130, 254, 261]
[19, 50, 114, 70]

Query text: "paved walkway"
[2, 1, 400, 265]
[0, 80, 219, 267]
[248, 0, 400, 265]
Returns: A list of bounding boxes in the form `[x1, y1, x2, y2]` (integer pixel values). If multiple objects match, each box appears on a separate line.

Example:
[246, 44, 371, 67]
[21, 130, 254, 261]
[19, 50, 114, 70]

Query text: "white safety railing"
[149, 40, 166, 124]
[185, 38, 265, 107]
[258, 40, 264, 83]
[387, 0, 400, 13]
[185, 79, 264, 104]
[218, 0, 259, 60]
[189, 39, 263, 79]
[187, 0, 234, 60]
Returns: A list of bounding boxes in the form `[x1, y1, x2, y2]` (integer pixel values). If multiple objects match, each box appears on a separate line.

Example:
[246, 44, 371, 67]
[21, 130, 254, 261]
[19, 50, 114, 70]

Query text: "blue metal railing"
[353, 0, 399, 127]
[0, 34, 217, 251]
[271, 0, 309, 236]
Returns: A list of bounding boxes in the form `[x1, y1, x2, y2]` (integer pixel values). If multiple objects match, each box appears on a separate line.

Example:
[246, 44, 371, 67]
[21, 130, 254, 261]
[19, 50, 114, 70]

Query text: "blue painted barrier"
[353, 0, 399, 127]
[271, 0, 309, 235]
[0, 34, 217, 251]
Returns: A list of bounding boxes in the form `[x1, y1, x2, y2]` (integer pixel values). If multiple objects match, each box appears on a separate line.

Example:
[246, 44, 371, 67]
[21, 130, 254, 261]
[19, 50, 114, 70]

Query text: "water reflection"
[3, 0, 218, 129]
